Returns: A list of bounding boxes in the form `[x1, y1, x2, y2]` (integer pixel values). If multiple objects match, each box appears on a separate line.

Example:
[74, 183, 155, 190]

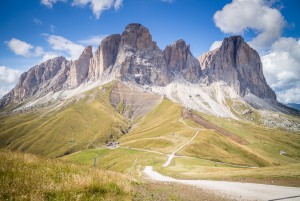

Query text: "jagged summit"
[68, 46, 93, 87]
[120, 23, 158, 50]
[163, 39, 201, 82]
[199, 35, 276, 100]
[0, 25, 276, 110]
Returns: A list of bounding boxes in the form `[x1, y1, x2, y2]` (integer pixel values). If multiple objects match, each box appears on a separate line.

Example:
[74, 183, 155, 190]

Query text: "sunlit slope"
[0, 149, 132, 200]
[119, 99, 195, 153]
[62, 148, 165, 174]
[189, 110, 300, 166]
[178, 129, 270, 166]
[0, 82, 128, 157]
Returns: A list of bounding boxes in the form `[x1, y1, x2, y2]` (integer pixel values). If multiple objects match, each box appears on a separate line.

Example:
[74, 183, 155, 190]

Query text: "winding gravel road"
[145, 118, 300, 200]
[144, 166, 300, 201]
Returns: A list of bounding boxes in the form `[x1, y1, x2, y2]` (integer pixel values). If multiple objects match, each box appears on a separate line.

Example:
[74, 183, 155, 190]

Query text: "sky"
[0, 0, 299, 104]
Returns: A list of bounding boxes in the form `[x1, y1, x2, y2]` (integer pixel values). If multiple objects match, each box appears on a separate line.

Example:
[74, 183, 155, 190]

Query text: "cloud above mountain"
[72, 0, 123, 19]
[41, 0, 67, 8]
[213, 0, 285, 51]
[5, 35, 92, 62]
[262, 37, 300, 103]
[41, 0, 123, 19]
[213, 0, 299, 104]
[43, 34, 85, 60]
[6, 38, 44, 57]
[0, 66, 22, 98]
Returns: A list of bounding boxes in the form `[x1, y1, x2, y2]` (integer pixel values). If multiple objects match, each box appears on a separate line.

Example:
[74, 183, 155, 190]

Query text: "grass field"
[178, 129, 271, 167]
[0, 82, 129, 158]
[192, 110, 300, 166]
[120, 99, 195, 154]
[0, 149, 132, 200]
[62, 148, 166, 176]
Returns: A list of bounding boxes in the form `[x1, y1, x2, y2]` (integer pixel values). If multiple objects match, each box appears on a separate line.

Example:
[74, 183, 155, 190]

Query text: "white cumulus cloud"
[41, 0, 66, 8]
[6, 38, 44, 57]
[72, 0, 123, 19]
[262, 37, 300, 103]
[78, 34, 107, 46]
[213, 0, 285, 50]
[43, 34, 85, 60]
[6, 38, 33, 57]
[0, 66, 22, 98]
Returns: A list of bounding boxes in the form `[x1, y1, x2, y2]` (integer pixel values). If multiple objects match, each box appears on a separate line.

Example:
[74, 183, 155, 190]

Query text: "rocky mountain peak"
[0, 56, 71, 108]
[164, 39, 201, 82]
[68, 46, 93, 87]
[0, 25, 278, 110]
[88, 34, 121, 80]
[120, 23, 158, 50]
[199, 35, 276, 99]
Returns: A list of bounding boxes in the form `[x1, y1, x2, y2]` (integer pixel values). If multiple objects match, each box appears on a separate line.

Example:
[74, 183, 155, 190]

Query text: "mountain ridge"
[1, 23, 299, 132]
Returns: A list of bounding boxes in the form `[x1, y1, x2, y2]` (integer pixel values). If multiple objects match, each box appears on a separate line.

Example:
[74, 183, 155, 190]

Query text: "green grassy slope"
[62, 148, 165, 174]
[0, 149, 132, 200]
[193, 110, 300, 165]
[120, 99, 195, 154]
[178, 129, 270, 166]
[0, 82, 129, 157]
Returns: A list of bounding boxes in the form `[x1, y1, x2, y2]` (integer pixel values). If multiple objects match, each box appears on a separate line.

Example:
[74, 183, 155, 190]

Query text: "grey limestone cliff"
[0, 25, 277, 109]
[0, 56, 71, 108]
[199, 36, 276, 99]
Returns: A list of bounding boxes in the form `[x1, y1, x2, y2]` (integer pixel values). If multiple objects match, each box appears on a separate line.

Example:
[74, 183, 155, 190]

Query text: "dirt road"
[144, 166, 300, 201]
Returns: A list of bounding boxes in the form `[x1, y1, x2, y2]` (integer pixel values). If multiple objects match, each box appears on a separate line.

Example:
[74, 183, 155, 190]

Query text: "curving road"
[162, 129, 200, 167]
[144, 166, 300, 201]
[144, 118, 300, 200]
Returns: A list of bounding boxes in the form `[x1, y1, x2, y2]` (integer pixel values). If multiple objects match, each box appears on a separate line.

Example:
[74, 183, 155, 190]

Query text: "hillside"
[0, 149, 132, 200]
[64, 96, 300, 187]
[0, 82, 129, 157]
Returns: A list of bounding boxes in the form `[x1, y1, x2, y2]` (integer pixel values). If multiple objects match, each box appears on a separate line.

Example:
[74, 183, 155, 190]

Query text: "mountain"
[0, 23, 279, 110]
[0, 23, 299, 157]
[199, 36, 276, 100]
[0, 57, 71, 108]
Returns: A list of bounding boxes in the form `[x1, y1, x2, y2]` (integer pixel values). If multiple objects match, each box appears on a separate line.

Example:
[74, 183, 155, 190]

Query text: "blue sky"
[0, 0, 300, 103]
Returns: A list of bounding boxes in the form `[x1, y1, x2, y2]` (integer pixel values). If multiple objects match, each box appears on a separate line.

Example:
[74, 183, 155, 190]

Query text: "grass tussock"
[0, 149, 132, 200]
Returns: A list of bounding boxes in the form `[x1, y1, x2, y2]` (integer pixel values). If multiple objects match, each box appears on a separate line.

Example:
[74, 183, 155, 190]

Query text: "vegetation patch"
[0, 149, 132, 200]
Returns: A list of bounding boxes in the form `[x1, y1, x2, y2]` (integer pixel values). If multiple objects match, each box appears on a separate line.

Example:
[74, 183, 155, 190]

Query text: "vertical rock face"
[115, 23, 171, 86]
[163, 39, 201, 82]
[0, 24, 278, 110]
[120, 23, 158, 50]
[88, 34, 121, 80]
[0, 56, 71, 107]
[69, 46, 93, 87]
[199, 36, 276, 99]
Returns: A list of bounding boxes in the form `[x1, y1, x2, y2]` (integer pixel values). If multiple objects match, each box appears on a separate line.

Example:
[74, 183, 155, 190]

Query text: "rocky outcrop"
[199, 36, 276, 99]
[164, 39, 201, 82]
[109, 81, 162, 120]
[115, 23, 171, 85]
[0, 25, 278, 110]
[0, 56, 71, 108]
[120, 23, 158, 50]
[89, 34, 121, 80]
[69, 46, 93, 87]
